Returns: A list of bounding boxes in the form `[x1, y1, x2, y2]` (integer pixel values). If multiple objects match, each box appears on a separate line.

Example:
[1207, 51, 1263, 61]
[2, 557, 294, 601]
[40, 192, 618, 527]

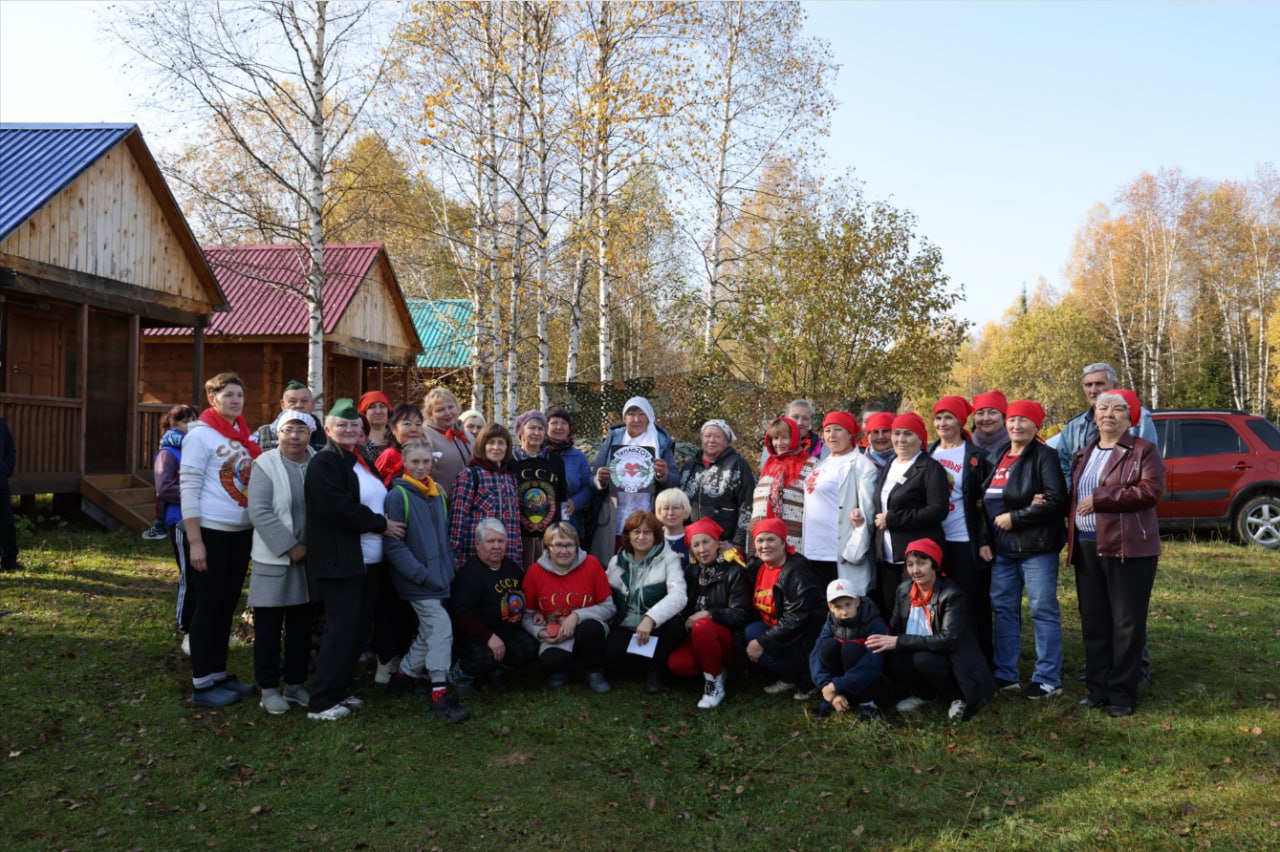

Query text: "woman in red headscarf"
[742, 518, 826, 699]
[749, 417, 818, 556]
[668, 518, 753, 709]
[928, 396, 996, 666]
[870, 412, 950, 617]
[358, 391, 393, 459]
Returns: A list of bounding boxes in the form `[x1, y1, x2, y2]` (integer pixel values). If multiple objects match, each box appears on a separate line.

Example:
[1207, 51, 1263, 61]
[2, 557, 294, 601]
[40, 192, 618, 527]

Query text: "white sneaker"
[180, 634, 190, 656]
[307, 704, 352, 721]
[259, 688, 290, 715]
[374, 657, 399, 685]
[793, 687, 816, 701]
[697, 673, 726, 710]
[341, 695, 365, 710]
[896, 695, 928, 713]
[948, 699, 967, 720]
[763, 680, 796, 695]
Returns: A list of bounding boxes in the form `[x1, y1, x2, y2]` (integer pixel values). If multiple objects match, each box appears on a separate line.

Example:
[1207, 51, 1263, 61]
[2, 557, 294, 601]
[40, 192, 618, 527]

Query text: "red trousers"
[668, 618, 737, 677]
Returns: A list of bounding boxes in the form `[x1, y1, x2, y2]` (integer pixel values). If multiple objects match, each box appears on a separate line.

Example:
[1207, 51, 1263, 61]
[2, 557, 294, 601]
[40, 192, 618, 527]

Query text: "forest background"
[96, 1, 1279, 440]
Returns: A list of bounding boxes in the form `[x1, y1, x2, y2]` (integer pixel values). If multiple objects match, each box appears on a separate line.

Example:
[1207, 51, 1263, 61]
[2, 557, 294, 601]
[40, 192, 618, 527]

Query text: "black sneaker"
[213, 675, 257, 698]
[858, 702, 880, 722]
[387, 672, 421, 696]
[994, 677, 1021, 692]
[1023, 682, 1062, 700]
[425, 691, 470, 724]
[1077, 696, 1107, 709]
[808, 701, 835, 720]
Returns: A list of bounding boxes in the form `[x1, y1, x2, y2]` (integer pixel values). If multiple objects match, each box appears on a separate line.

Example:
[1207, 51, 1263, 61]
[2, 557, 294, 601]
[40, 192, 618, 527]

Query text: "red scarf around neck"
[198, 408, 262, 458]
[909, 582, 934, 631]
[432, 424, 470, 444]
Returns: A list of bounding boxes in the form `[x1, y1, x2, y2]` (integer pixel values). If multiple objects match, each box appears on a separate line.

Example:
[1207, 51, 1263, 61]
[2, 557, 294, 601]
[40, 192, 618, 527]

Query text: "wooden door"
[84, 310, 130, 473]
[4, 308, 65, 396]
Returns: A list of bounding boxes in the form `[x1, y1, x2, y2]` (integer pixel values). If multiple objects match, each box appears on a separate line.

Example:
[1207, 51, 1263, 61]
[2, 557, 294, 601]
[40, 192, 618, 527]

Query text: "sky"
[1, 0, 1277, 330]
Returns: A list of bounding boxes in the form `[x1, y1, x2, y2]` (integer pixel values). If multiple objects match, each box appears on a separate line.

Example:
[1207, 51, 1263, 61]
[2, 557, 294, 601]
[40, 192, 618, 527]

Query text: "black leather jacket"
[747, 553, 825, 654]
[980, 439, 1067, 556]
[681, 555, 754, 628]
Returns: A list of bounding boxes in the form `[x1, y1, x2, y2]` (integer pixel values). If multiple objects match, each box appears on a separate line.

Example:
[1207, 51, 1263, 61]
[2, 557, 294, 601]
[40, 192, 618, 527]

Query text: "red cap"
[1112, 389, 1141, 427]
[891, 412, 927, 446]
[971, 390, 1008, 416]
[358, 390, 392, 414]
[822, 411, 861, 438]
[864, 412, 895, 432]
[933, 396, 972, 425]
[684, 517, 724, 549]
[1006, 400, 1046, 430]
[905, 537, 943, 567]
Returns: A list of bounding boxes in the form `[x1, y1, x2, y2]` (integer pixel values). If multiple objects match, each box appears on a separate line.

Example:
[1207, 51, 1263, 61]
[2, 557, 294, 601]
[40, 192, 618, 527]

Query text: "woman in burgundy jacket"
[1067, 389, 1166, 718]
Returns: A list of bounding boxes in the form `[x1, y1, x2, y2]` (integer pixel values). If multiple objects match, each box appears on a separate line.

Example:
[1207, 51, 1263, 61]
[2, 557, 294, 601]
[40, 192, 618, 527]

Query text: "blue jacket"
[1048, 405, 1156, 494]
[552, 445, 593, 535]
[383, 476, 455, 601]
[809, 598, 886, 699]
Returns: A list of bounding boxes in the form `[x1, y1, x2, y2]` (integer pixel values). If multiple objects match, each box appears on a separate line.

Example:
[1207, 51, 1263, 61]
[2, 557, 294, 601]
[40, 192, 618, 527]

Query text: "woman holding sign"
[589, 397, 680, 563]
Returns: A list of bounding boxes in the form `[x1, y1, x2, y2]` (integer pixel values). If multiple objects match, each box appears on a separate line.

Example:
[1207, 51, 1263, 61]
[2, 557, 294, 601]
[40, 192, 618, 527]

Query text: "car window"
[1154, 419, 1169, 455]
[1167, 420, 1246, 458]
[1246, 419, 1280, 451]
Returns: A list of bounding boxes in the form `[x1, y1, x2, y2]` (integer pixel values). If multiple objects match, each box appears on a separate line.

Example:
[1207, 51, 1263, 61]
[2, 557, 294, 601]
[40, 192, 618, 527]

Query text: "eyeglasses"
[549, 543, 576, 550]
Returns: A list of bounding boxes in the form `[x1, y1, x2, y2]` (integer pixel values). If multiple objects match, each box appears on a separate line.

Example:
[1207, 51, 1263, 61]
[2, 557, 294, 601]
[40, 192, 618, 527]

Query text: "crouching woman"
[866, 539, 995, 721]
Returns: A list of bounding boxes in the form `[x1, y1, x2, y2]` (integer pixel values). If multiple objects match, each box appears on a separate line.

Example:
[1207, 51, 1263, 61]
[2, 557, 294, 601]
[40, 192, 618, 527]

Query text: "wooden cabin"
[141, 243, 424, 433]
[0, 123, 228, 527]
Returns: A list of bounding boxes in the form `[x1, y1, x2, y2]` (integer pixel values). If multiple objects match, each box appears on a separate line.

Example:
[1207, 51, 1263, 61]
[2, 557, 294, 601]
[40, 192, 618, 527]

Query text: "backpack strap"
[394, 485, 410, 530]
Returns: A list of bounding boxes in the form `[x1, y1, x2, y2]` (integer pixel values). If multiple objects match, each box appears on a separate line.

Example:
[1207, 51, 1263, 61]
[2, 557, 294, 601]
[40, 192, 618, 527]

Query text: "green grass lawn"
[2, 526, 1277, 850]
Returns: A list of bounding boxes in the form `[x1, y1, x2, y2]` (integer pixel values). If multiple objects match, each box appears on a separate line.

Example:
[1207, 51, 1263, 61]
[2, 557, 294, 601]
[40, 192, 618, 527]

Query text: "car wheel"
[1234, 494, 1280, 550]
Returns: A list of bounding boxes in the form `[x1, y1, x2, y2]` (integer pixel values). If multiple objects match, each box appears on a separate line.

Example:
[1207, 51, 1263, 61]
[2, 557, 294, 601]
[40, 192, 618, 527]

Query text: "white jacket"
[835, 451, 879, 595]
[607, 544, 687, 629]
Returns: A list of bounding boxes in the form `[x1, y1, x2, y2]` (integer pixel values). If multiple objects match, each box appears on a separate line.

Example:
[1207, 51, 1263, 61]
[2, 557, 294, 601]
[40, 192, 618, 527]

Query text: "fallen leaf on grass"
[489, 750, 534, 767]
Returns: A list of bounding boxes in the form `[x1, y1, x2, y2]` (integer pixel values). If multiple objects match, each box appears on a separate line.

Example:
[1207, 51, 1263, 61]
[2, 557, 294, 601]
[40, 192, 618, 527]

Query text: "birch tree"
[111, 0, 389, 406]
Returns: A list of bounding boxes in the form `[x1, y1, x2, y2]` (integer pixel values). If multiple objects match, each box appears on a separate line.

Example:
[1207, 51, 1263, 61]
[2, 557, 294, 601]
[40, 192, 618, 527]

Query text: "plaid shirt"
[448, 464, 522, 569]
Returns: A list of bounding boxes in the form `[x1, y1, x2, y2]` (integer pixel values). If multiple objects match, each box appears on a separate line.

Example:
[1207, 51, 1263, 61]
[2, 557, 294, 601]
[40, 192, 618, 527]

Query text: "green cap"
[284, 379, 308, 392]
[328, 398, 360, 420]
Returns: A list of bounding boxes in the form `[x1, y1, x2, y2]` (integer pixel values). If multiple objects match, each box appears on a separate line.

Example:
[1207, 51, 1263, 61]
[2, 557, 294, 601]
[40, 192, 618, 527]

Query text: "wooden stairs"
[80, 474, 156, 533]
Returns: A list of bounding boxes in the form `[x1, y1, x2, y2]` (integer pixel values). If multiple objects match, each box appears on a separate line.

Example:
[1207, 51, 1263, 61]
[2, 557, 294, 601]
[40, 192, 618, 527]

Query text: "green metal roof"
[405, 298, 473, 368]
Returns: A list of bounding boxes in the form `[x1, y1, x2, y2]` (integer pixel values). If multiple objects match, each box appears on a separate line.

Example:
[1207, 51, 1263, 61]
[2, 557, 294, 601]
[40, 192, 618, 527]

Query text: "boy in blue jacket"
[383, 440, 469, 723]
[808, 579, 886, 720]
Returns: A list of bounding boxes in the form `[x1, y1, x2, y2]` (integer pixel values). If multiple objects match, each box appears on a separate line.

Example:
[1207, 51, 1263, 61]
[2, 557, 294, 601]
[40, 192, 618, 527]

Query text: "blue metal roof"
[0, 123, 136, 241]
[405, 298, 474, 368]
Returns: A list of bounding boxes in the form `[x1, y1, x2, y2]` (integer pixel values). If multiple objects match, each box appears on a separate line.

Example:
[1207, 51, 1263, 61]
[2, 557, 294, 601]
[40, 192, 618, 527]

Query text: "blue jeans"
[990, 552, 1062, 689]
[744, 620, 798, 683]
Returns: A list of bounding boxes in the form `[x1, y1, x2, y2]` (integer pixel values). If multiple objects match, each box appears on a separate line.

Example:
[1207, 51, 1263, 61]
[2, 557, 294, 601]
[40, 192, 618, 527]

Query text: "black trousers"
[188, 528, 251, 683]
[0, 485, 18, 565]
[538, 618, 607, 673]
[1074, 538, 1157, 709]
[877, 561, 905, 619]
[168, 523, 197, 633]
[310, 570, 376, 712]
[369, 563, 415, 663]
[604, 618, 685, 676]
[886, 647, 962, 703]
[457, 623, 539, 678]
[253, 603, 313, 689]
[807, 560, 837, 586]
[943, 540, 993, 667]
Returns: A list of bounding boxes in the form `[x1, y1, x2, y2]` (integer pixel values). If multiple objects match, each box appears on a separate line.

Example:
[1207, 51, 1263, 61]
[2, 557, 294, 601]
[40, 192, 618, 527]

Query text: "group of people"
[157, 359, 1165, 724]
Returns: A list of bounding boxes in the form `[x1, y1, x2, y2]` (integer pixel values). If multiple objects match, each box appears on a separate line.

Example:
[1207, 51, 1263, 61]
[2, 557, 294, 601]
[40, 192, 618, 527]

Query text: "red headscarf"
[906, 538, 944, 618]
[932, 397, 973, 441]
[358, 390, 392, 414]
[684, 517, 724, 549]
[972, 390, 1008, 416]
[864, 412, 894, 432]
[891, 412, 928, 447]
[1006, 399, 1046, 430]
[750, 517, 795, 557]
[822, 411, 861, 438]
[1112, 389, 1141, 427]
[762, 417, 809, 520]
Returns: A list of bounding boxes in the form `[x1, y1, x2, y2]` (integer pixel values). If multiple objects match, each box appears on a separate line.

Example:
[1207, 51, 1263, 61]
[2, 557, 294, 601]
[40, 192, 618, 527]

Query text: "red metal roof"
[147, 243, 383, 336]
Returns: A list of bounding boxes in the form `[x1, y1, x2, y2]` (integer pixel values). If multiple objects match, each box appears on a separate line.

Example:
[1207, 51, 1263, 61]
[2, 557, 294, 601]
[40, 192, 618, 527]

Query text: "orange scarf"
[909, 582, 934, 631]
[402, 473, 439, 499]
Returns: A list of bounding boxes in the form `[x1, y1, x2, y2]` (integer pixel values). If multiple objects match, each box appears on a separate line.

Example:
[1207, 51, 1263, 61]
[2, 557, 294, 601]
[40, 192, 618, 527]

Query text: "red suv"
[1152, 410, 1280, 549]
